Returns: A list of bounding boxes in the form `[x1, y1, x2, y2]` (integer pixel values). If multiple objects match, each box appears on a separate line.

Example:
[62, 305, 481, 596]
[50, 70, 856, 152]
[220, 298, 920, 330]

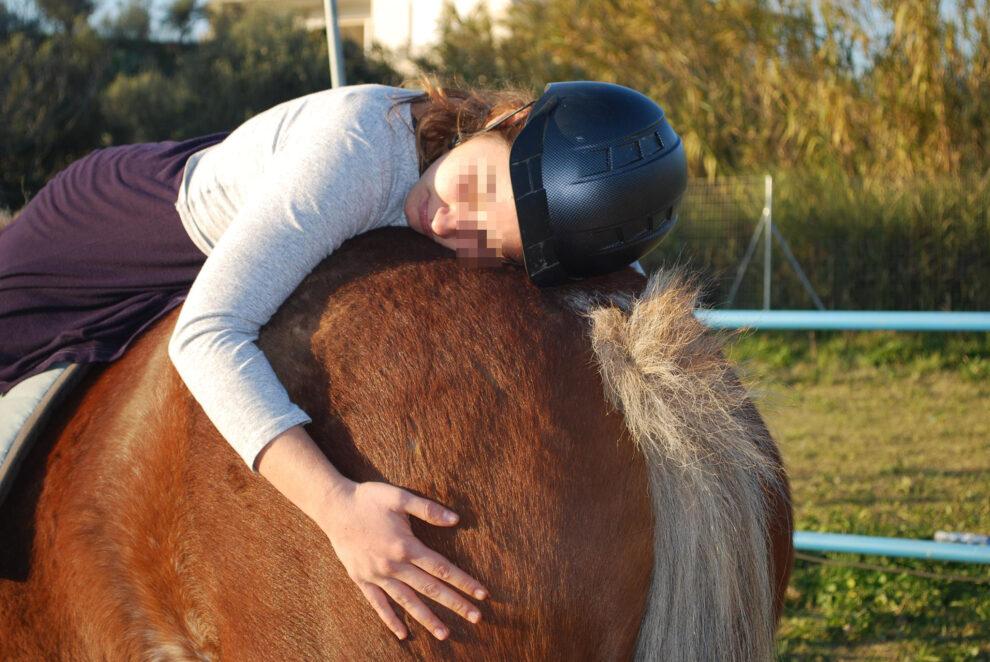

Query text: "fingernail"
[468, 610, 480, 623]
[474, 588, 487, 600]
[434, 627, 448, 639]
[444, 511, 458, 523]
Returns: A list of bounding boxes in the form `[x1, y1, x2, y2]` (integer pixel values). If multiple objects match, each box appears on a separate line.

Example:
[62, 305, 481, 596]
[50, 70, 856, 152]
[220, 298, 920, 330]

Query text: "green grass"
[725, 330, 990, 660]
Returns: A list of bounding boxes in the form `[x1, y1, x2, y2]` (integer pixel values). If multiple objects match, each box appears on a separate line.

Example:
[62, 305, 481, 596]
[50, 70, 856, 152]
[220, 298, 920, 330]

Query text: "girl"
[0, 79, 687, 641]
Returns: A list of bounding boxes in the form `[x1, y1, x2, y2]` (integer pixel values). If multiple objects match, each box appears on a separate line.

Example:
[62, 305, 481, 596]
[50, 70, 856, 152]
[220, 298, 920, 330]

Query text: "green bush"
[0, 5, 400, 210]
[0, 21, 107, 208]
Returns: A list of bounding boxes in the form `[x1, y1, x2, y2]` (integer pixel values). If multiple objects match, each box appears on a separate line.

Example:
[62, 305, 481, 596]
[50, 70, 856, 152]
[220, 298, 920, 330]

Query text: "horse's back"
[0, 229, 654, 661]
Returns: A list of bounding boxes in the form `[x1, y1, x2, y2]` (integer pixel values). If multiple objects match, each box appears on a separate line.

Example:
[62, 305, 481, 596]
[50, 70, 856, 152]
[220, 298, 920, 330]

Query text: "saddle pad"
[0, 363, 89, 507]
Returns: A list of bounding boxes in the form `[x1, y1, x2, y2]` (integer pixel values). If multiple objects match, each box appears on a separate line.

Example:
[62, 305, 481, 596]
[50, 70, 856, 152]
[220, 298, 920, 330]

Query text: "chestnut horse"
[0, 229, 792, 661]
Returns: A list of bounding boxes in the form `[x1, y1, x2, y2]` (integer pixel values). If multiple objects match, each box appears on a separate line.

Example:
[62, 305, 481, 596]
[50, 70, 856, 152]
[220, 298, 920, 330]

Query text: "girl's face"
[404, 134, 522, 266]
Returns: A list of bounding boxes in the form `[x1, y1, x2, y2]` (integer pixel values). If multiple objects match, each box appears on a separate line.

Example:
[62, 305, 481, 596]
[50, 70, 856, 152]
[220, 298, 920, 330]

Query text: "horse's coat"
[0, 229, 791, 661]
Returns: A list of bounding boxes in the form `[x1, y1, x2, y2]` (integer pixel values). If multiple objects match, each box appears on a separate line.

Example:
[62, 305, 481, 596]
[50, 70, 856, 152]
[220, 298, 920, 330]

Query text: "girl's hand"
[255, 425, 486, 641]
[320, 480, 488, 641]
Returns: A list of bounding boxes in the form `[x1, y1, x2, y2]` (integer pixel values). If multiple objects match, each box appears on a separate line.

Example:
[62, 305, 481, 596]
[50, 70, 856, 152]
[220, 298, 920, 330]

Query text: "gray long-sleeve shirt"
[169, 84, 420, 469]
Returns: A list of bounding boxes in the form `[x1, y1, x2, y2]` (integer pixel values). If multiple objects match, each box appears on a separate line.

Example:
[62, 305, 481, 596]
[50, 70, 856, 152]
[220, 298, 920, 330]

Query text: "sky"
[93, 0, 211, 39]
[7, 0, 974, 56]
[4, 0, 210, 39]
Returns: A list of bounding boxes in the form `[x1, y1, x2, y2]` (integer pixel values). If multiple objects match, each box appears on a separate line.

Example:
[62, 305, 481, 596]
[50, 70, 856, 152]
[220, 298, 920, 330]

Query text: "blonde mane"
[566, 270, 786, 661]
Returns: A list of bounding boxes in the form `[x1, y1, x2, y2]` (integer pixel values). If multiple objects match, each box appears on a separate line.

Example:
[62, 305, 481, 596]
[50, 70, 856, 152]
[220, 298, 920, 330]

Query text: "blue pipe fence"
[695, 308, 990, 564]
[794, 532, 990, 565]
[696, 310, 990, 332]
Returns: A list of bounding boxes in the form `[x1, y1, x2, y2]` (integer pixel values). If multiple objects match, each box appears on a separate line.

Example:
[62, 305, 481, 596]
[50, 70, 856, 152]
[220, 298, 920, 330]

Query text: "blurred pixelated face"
[404, 133, 522, 267]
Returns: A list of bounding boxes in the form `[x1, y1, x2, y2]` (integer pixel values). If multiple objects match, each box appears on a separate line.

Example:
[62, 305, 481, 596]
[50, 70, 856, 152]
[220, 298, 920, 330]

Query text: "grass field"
[725, 330, 989, 661]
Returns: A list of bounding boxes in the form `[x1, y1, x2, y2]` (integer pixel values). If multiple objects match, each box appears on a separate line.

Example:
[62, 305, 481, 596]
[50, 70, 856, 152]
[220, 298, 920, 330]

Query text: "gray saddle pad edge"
[0, 363, 91, 508]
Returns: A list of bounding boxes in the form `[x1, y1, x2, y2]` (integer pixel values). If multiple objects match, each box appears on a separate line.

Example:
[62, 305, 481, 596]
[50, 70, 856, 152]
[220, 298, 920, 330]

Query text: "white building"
[212, 0, 512, 59]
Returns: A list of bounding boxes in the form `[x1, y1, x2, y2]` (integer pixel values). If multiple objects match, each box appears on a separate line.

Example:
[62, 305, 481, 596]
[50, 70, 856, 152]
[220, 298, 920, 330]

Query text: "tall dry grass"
[644, 172, 990, 310]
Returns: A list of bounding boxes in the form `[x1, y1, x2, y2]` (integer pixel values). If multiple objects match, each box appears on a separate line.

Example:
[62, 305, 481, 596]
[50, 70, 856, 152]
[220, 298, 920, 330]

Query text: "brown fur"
[0, 229, 791, 660]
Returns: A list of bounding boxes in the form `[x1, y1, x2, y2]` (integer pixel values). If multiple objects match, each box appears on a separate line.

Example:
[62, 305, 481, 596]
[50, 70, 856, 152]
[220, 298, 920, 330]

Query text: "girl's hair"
[398, 77, 535, 172]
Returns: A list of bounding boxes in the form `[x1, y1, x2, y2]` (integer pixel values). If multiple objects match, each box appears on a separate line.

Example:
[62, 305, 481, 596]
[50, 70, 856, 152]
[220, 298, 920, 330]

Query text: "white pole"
[323, 0, 346, 88]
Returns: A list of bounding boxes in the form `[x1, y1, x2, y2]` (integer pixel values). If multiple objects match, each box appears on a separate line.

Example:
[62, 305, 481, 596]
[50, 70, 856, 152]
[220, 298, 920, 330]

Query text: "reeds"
[645, 172, 990, 311]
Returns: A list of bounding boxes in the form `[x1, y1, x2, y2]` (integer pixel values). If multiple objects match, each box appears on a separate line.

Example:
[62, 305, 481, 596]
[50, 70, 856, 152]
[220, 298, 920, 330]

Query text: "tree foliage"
[164, 0, 203, 42]
[0, 3, 400, 208]
[2, 0, 986, 309]
[103, 0, 152, 41]
[0, 18, 105, 206]
[413, 2, 500, 86]
[420, 0, 989, 181]
[35, 0, 93, 31]
[417, 0, 989, 311]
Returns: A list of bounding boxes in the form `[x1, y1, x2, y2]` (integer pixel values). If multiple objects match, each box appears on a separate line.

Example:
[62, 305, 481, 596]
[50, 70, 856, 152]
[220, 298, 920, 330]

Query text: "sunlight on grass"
[727, 331, 990, 660]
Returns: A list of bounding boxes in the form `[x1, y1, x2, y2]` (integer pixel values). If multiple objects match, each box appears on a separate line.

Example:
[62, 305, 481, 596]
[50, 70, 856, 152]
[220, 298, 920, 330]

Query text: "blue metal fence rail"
[695, 308, 990, 564]
[794, 532, 990, 564]
[696, 310, 990, 332]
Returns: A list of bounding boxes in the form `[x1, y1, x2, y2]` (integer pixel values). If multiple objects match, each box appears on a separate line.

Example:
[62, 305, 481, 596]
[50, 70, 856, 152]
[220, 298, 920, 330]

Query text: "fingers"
[362, 562, 483, 642]
[402, 493, 459, 527]
[343, 486, 490, 641]
[401, 565, 483, 625]
[381, 578, 452, 641]
[410, 546, 488, 602]
[361, 584, 408, 640]
[398, 493, 489, 601]
[362, 537, 488, 641]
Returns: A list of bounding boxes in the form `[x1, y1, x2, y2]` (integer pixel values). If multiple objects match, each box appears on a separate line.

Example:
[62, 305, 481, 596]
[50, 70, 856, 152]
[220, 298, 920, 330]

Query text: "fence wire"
[642, 175, 990, 311]
[643, 176, 771, 309]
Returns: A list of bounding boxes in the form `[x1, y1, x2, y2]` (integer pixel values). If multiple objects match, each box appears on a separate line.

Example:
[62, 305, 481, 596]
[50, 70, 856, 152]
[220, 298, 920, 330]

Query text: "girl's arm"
[255, 426, 487, 640]
[170, 111, 482, 639]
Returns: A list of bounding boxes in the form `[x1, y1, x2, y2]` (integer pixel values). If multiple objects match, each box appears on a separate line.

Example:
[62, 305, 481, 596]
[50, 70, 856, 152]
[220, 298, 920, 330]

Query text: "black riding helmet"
[509, 82, 688, 286]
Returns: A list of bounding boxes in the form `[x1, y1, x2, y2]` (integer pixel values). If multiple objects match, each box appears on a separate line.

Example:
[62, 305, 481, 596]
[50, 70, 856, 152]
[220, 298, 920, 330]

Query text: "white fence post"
[323, 0, 346, 88]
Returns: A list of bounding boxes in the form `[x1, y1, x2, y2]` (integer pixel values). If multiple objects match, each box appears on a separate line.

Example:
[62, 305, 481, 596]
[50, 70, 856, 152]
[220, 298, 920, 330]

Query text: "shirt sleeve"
[168, 128, 391, 470]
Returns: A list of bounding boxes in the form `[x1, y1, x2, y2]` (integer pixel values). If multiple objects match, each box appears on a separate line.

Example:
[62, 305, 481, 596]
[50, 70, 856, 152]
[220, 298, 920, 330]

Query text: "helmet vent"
[612, 141, 642, 169]
[574, 123, 670, 179]
[514, 154, 542, 192]
[652, 131, 665, 152]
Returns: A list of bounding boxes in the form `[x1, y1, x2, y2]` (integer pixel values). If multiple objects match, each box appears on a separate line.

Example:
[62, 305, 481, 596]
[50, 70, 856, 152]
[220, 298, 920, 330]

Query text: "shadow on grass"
[808, 492, 987, 508]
